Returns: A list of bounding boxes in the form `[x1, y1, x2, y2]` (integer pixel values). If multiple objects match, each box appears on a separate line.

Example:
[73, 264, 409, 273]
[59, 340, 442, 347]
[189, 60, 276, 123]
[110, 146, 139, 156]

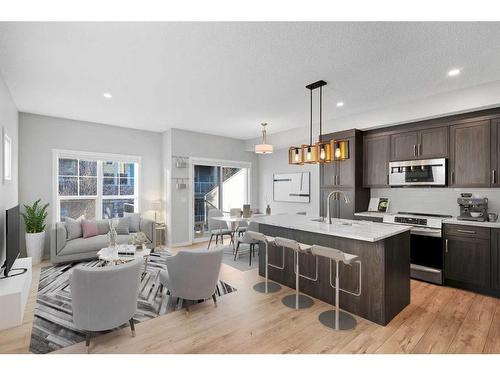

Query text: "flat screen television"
[3, 204, 20, 277]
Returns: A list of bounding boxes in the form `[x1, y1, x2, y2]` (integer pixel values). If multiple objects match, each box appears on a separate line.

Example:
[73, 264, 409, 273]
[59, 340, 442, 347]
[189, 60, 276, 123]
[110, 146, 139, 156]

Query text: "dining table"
[211, 214, 266, 253]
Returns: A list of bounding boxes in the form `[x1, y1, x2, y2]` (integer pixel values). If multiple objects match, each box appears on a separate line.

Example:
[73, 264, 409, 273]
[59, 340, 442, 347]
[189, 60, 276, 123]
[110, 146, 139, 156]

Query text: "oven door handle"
[410, 228, 442, 238]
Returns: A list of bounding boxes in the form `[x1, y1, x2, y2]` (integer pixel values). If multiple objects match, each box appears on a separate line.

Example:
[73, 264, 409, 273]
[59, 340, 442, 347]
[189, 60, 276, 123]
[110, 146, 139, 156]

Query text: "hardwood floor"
[1, 241, 499, 354]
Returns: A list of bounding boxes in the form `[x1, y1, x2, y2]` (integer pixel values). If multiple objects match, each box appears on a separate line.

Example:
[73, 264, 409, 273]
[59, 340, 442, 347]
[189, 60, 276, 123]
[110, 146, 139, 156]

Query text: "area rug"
[219, 245, 259, 271]
[29, 250, 236, 354]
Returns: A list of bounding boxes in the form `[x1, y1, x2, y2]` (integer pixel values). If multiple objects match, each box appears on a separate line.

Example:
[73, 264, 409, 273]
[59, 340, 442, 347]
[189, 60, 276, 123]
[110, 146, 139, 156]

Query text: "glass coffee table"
[97, 245, 151, 273]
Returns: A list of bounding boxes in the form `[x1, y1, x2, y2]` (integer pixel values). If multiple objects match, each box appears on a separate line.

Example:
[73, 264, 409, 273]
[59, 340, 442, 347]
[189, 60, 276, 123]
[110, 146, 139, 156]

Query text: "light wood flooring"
[1, 241, 499, 354]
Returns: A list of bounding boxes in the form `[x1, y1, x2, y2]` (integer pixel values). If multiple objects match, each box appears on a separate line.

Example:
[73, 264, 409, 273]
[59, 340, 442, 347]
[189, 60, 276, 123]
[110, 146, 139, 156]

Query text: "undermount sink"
[310, 217, 354, 226]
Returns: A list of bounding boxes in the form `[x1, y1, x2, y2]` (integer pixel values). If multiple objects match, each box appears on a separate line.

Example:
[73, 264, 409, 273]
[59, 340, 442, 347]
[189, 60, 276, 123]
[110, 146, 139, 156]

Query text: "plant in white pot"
[21, 199, 49, 265]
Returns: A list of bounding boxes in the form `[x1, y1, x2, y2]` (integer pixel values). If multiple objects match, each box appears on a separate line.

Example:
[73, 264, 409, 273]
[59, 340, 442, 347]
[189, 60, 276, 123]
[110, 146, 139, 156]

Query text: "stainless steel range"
[383, 212, 451, 284]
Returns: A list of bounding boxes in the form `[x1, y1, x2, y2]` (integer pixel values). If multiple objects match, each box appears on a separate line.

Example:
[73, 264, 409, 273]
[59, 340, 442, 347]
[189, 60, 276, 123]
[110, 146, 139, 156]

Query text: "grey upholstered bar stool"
[311, 244, 362, 330]
[274, 237, 317, 309]
[246, 230, 282, 293]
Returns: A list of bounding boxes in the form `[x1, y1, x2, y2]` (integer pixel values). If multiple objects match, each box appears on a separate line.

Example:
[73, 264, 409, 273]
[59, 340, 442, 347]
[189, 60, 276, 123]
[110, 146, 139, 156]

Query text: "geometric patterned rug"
[29, 250, 236, 354]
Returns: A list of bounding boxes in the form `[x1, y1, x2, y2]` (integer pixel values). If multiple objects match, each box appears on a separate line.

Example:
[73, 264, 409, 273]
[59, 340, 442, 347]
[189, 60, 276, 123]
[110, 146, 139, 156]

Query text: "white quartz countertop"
[250, 214, 411, 242]
[443, 217, 500, 228]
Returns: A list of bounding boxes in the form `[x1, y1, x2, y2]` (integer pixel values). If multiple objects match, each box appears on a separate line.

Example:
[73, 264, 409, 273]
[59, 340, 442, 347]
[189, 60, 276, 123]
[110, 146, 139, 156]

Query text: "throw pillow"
[124, 212, 141, 233]
[82, 219, 98, 239]
[114, 217, 130, 235]
[96, 219, 110, 235]
[65, 216, 83, 240]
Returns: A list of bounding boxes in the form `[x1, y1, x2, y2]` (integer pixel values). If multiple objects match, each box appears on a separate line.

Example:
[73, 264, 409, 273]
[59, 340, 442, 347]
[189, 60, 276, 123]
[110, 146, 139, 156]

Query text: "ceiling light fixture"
[447, 68, 461, 77]
[289, 80, 331, 165]
[103, 92, 113, 99]
[336, 101, 344, 107]
[255, 123, 273, 154]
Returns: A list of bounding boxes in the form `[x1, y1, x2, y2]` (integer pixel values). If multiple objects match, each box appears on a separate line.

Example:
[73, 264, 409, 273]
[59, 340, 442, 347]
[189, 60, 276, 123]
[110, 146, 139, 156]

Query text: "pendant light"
[289, 80, 330, 165]
[255, 123, 273, 154]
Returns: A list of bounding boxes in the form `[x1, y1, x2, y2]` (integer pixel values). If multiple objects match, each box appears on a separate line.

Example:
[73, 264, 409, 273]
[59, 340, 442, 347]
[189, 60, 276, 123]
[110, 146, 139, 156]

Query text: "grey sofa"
[50, 217, 156, 264]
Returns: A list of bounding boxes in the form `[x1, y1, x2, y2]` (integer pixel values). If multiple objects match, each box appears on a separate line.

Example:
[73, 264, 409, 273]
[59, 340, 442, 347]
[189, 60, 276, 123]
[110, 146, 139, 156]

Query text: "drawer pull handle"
[456, 229, 476, 234]
[445, 238, 448, 253]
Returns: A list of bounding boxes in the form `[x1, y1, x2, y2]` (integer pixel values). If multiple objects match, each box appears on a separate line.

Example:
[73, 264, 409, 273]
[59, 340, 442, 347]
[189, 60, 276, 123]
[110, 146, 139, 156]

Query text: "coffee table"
[97, 246, 151, 273]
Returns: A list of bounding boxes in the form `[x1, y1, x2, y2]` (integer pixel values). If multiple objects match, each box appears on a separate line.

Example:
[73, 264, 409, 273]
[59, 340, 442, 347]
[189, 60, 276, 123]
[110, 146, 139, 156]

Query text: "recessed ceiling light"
[336, 101, 344, 107]
[103, 92, 112, 99]
[447, 69, 461, 77]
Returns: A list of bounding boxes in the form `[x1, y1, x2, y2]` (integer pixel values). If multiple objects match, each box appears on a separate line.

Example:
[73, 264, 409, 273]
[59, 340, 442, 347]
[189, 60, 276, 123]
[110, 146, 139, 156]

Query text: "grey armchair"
[158, 248, 223, 312]
[70, 258, 143, 353]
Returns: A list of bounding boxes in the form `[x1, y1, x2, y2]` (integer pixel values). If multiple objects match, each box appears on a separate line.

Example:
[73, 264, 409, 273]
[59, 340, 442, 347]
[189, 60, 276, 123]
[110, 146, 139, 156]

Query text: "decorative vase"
[266, 205, 271, 215]
[25, 231, 45, 265]
[108, 223, 118, 248]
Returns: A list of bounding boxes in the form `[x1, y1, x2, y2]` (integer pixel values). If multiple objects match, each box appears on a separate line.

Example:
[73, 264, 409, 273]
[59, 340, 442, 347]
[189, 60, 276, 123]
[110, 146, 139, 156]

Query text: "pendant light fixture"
[289, 80, 331, 165]
[255, 123, 273, 154]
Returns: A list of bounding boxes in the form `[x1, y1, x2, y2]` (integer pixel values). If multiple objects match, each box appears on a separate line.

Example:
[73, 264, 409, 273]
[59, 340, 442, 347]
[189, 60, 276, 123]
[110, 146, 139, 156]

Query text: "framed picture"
[273, 172, 310, 203]
[368, 197, 390, 212]
[3, 127, 12, 183]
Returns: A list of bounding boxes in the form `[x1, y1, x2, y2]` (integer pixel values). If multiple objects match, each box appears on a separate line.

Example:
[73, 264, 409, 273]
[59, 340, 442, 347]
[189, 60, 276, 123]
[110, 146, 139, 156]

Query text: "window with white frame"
[55, 151, 140, 221]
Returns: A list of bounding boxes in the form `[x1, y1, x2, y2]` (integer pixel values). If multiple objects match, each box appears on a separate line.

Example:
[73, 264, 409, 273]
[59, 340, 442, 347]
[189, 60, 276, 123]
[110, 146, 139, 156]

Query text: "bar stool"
[246, 230, 282, 293]
[311, 244, 362, 330]
[274, 237, 318, 309]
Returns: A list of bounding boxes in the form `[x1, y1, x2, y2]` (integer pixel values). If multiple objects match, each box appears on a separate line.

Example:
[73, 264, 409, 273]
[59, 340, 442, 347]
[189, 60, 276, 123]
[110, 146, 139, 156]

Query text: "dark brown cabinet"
[363, 134, 390, 187]
[491, 228, 500, 291]
[390, 131, 418, 161]
[319, 129, 369, 219]
[444, 224, 491, 290]
[491, 119, 500, 187]
[449, 120, 491, 187]
[390, 127, 448, 161]
[419, 126, 449, 159]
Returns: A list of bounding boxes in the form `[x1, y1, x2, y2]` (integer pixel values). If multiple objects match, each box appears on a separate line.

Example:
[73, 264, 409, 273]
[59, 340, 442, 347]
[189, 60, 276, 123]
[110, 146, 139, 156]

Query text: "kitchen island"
[251, 215, 411, 326]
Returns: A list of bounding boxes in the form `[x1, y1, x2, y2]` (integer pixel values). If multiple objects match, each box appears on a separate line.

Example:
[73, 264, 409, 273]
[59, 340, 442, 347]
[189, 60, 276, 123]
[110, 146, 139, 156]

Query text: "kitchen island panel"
[258, 224, 410, 326]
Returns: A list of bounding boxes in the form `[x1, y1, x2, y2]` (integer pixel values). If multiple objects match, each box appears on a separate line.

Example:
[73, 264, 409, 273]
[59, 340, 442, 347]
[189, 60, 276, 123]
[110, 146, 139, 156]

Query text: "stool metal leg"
[253, 241, 281, 293]
[282, 251, 314, 309]
[318, 259, 357, 330]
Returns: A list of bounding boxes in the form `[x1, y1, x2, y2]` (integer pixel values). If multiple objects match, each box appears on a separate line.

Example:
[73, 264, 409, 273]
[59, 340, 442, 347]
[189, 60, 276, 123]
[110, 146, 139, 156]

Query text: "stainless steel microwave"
[389, 158, 447, 187]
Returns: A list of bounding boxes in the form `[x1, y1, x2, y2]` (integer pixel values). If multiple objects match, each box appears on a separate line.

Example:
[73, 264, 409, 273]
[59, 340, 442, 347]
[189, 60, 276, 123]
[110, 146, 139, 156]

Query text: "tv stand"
[0, 267, 28, 279]
[0, 258, 32, 330]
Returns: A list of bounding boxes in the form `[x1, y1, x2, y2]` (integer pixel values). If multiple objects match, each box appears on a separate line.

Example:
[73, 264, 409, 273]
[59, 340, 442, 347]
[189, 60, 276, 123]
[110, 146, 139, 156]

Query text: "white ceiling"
[1, 22, 500, 139]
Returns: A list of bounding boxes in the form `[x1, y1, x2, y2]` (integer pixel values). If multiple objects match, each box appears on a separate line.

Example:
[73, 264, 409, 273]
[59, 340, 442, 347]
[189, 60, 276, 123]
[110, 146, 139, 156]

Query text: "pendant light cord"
[319, 86, 322, 140]
[310, 89, 313, 146]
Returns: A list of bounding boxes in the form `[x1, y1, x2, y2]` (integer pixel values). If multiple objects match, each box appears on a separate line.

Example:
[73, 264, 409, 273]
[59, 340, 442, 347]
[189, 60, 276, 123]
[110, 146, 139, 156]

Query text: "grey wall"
[371, 188, 500, 217]
[0, 73, 18, 266]
[165, 128, 259, 245]
[257, 148, 319, 216]
[19, 113, 162, 259]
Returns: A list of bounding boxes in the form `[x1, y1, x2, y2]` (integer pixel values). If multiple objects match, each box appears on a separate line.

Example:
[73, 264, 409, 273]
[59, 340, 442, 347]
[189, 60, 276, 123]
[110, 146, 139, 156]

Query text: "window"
[54, 151, 140, 221]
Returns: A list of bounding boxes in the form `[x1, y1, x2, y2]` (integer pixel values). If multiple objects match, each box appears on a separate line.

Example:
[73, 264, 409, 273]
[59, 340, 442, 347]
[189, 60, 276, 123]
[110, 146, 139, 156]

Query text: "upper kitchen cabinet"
[390, 131, 418, 161]
[363, 134, 390, 187]
[390, 127, 448, 161]
[449, 120, 491, 187]
[491, 119, 500, 187]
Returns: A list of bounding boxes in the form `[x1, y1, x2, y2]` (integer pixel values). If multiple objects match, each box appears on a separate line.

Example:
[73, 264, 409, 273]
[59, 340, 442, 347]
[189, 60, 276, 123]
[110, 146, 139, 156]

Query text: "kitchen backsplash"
[371, 188, 500, 217]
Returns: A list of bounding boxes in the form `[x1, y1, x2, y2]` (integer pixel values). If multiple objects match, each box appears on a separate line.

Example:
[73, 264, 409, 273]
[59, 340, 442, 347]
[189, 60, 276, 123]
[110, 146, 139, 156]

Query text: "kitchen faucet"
[326, 190, 351, 224]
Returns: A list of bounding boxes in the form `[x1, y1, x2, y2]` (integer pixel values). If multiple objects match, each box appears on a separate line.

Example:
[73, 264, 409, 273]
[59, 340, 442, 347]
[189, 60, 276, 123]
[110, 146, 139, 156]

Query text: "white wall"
[257, 148, 319, 216]
[371, 188, 500, 217]
[18, 113, 162, 258]
[0, 72, 18, 266]
[164, 128, 259, 246]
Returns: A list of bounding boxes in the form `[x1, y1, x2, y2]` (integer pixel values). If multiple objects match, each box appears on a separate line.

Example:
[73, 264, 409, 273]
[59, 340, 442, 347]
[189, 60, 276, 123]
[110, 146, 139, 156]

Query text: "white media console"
[0, 257, 32, 331]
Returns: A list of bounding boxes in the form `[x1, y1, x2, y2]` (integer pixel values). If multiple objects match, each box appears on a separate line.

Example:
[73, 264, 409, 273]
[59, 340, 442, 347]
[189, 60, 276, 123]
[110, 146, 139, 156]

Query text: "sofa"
[50, 216, 156, 264]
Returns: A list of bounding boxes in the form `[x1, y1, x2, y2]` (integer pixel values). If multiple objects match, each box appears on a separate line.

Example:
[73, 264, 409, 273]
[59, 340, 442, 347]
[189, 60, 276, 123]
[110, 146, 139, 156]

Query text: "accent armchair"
[70, 258, 143, 353]
[158, 248, 223, 312]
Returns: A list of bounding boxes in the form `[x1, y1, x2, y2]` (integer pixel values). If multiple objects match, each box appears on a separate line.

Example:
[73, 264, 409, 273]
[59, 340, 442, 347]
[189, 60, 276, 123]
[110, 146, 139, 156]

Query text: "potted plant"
[21, 199, 49, 265]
